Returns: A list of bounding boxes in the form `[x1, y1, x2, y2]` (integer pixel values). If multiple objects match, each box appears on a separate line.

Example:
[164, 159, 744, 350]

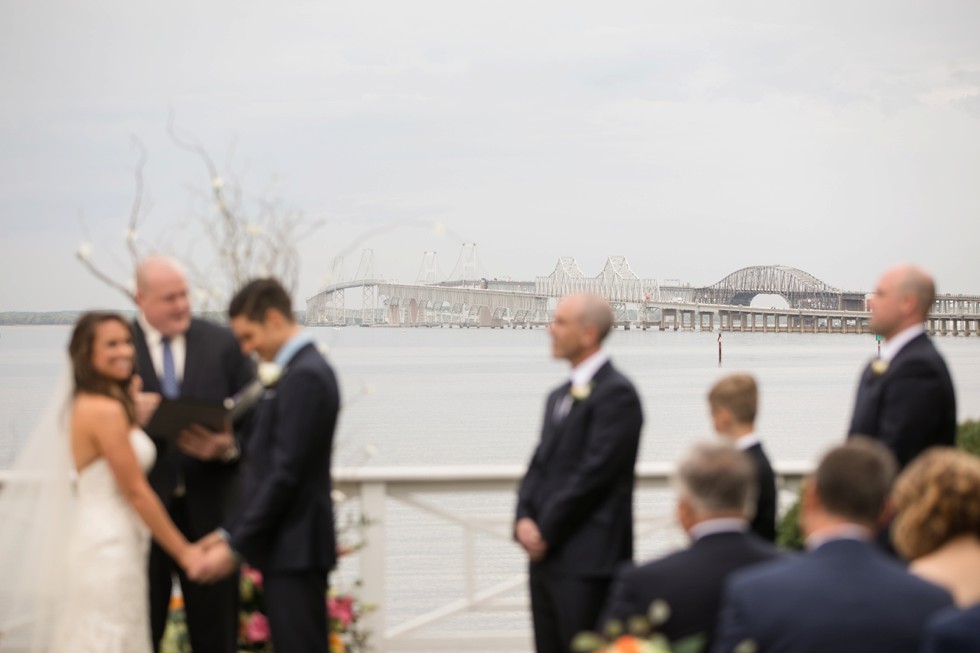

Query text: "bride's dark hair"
[69, 312, 137, 424]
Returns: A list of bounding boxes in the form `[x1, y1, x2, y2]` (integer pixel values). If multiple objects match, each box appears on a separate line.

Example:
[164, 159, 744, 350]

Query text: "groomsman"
[848, 264, 956, 469]
[516, 293, 644, 653]
[194, 278, 339, 653]
[133, 255, 254, 653]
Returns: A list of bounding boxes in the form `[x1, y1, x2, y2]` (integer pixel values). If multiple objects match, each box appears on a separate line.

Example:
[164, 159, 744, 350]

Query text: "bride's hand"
[178, 542, 206, 577]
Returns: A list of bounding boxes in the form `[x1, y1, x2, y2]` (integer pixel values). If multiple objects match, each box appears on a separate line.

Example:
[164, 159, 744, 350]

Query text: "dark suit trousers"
[149, 497, 240, 653]
[530, 566, 610, 653]
[264, 570, 330, 653]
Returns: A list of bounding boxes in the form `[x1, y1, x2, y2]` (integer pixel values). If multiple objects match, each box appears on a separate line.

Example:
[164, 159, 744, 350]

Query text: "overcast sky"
[2, 0, 979, 311]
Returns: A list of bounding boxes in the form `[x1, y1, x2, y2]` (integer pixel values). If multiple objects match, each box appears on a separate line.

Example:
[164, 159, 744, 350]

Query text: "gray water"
[3, 325, 980, 644]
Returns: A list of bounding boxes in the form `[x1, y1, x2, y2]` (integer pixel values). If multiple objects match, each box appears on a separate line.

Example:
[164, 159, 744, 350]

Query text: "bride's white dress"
[50, 429, 156, 653]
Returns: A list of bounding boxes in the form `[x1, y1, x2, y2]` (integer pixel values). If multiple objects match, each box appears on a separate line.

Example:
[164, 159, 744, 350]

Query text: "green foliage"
[957, 420, 980, 457]
[776, 497, 804, 551]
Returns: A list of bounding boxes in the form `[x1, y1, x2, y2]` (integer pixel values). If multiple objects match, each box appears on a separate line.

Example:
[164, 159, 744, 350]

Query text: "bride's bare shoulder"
[73, 393, 128, 424]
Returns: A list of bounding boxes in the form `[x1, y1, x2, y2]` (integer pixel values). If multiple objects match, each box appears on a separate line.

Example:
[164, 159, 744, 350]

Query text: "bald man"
[848, 264, 956, 469]
[516, 294, 644, 653]
[133, 255, 254, 653]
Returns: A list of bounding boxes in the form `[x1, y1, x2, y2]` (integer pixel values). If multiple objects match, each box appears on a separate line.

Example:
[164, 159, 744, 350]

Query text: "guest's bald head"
[869, 264, 936, 339]
[549, 293, 614, 365]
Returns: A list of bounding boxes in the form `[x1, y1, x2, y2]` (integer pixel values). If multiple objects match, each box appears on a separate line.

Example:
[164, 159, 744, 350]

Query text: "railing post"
[360, 481, 387, 651]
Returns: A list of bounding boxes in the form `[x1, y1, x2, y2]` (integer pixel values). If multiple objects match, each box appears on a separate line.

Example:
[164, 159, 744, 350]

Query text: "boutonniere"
[257, 362, 284, 387]
[870, 359, 889, 377]
[569, 382, 593, 402]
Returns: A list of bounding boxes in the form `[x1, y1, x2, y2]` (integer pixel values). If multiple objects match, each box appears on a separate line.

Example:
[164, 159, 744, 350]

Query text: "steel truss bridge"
[306, 253, 980, 328]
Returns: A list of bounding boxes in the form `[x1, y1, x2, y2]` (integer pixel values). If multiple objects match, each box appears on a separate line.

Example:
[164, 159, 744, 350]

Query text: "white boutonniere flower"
[569, 382, 593, 402]
[258, 362, 283, 387]
[870, 359, 889, 377]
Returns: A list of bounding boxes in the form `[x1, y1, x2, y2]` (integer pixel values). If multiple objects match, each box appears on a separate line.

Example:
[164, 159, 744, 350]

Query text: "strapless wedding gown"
[50, 429, 156, 653]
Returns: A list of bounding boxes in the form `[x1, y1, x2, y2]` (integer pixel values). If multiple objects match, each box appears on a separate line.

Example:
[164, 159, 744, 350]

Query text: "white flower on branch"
[212, 176, 224, 190]
[77, 242, 93, 261]
[364, 444, 379, 459]
[432, 221, 447, 237]
[244, 223, 262, 236]
[124, 228, 138, 244]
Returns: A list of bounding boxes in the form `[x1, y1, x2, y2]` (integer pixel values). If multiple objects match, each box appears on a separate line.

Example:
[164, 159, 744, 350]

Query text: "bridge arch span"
[697, 265, 843, 309]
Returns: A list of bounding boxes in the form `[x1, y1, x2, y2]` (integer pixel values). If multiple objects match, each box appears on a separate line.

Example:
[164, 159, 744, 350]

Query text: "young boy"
[707, 374, 777, 541]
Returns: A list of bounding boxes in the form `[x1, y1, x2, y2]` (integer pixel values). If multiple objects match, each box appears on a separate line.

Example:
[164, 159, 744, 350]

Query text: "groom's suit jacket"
[135, 317, 254, 535]
[848, 332, 956, 468]
[230, 342, 339, 573]
[516, 360, 643, 577]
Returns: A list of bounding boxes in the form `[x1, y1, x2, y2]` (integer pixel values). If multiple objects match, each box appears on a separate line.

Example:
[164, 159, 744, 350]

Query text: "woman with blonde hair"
[892, 446, 980, 607]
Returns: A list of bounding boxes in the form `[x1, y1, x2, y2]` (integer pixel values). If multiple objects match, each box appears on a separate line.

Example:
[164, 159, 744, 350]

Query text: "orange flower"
[329, 631, 345, 653]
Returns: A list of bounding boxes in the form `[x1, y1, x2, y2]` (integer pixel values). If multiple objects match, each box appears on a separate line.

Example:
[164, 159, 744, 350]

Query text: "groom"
[192, 278, 339, 652]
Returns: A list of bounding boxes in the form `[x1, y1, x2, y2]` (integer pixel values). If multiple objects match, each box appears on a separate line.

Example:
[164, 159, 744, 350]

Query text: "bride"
[0, 312, 203, 652]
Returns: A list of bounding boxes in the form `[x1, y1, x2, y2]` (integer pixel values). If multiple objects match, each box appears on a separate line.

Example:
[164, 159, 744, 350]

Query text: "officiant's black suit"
[516, 361, 643, 653]
[134, 318, 254, 653]
[848, 333, 956, 469]
[599, 531, 782, 650]
[229, 341, 339, 653]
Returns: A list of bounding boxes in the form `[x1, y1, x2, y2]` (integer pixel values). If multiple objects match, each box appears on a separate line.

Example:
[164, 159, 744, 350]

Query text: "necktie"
[554, 382, 573, 422]
[161, 336, 180, 399]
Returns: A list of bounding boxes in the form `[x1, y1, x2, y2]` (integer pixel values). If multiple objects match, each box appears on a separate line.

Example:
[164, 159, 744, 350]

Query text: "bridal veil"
[0, 367, 76, 652]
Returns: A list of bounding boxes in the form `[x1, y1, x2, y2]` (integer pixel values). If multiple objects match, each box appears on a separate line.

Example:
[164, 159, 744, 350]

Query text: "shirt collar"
[569, 350, 609, 388]
[274, 331, 314, 368]
[880, 323, 925, 362]
[138, 313, 171, 347]
[689, 517, 749, 541]
[734, 432, 760, 451]
[805, 523, 872, 550]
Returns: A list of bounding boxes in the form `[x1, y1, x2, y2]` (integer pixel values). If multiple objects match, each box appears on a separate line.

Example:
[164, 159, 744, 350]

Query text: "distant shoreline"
[0, 311, 305, 326]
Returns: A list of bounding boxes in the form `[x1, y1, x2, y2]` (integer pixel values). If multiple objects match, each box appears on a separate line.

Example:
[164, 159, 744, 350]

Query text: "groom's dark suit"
[516, 360, 643, 653]
[135, 317, 253, 653]
[229, 341, 339, 653]
[849, 332, 956, 469]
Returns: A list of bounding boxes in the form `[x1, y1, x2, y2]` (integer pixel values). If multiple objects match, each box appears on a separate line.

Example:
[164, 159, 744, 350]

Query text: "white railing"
[333, 462, 812, 652]
[0, 462, 812, 653]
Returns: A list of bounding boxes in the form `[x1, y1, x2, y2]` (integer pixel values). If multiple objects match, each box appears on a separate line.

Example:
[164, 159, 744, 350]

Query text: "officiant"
[133, 255, 255, 653]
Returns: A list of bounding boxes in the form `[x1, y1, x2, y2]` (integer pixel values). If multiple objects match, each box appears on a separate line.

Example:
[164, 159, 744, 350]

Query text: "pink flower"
[245, 612, 271, 643]
[329, 595, 355, 629]
[242, 565, 263, 588]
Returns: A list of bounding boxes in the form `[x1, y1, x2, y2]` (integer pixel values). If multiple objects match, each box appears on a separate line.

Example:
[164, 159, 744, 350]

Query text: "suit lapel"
[181, 320, 203, 398]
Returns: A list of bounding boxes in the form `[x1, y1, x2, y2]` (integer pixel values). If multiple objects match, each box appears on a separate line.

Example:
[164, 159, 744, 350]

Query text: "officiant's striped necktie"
[161, 336, 180, 399]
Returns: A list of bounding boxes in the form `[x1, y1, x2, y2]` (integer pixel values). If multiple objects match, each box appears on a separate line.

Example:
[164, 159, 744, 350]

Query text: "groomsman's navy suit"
[135, 317, 254, 653]
[229, 340, 339, 653]
[516, 360, 643, 653]
[849, 332, 956, 469]
[599, 529, 782, 650]
[712, 538, 953, 653]
[743, 442, 777, 541]
[921, 604, 980, 653]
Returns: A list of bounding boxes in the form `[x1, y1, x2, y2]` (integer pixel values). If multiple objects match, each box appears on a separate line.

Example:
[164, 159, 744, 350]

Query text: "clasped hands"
[515, 517, 548, 562]
[181, 531, 239, 584]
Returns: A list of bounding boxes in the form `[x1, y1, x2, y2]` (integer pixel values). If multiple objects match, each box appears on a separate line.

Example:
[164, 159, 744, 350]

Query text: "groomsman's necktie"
[161, 336, 180, 399]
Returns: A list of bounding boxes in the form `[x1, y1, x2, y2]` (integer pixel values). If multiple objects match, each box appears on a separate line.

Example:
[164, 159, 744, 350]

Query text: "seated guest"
[921, 604, 980, 653]
[892, 447, 980, 607]
[708, 374, 777, 541]
[713, 438, 953, 653]
[598, 441, 782, 649]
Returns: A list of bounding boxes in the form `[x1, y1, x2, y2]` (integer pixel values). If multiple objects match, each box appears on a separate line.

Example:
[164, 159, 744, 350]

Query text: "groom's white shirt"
[138, 313, 186, 384]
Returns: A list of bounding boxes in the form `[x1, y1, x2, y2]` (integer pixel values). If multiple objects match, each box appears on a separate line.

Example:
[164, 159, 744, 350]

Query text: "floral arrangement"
[571, 601, 706, 653]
